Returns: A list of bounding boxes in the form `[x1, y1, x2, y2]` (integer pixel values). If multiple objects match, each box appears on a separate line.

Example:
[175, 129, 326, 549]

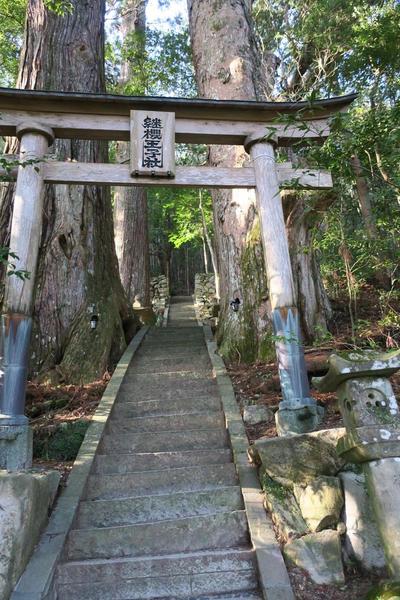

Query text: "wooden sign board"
[130, 110, 175, 178]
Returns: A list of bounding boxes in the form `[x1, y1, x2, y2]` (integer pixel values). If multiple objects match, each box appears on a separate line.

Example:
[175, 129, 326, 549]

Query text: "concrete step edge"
[70, 508, 247, 534]
[113, 397, 220, 406]
[109, 410, 223, 422]
[93, 449, 233, 474]
[88, 462, 236, 480]
[76, 485, 244, 529]
[106, 413, 224, 432]
[56, 568, 258, 600]
[85, 463, 237, 500]
[66, 511, 250, 560]
[58, 547, 257, 572]
[102, 426, 226, 438]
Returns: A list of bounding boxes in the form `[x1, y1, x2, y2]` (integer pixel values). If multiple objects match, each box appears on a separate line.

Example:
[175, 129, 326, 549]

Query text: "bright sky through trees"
[146, 0, 186, 30]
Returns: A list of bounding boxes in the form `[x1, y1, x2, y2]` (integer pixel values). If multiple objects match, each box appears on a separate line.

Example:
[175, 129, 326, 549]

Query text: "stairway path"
[54, 296, 263, 599]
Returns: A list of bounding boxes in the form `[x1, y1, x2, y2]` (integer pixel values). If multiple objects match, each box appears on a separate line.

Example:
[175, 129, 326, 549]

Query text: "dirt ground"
[29, 377, 107, 486]
[228, 285, 400, 442]
[288, 567, 382, 600]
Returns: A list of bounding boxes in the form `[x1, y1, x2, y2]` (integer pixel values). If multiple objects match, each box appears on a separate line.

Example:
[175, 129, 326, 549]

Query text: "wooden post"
[245, 133, 322, 435]
[1, 122, 54, 424]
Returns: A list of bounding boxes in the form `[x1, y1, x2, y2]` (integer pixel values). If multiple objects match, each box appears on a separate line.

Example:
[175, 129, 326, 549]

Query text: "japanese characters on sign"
[130, 110, 175, 178]
[142, 116, 163, 169]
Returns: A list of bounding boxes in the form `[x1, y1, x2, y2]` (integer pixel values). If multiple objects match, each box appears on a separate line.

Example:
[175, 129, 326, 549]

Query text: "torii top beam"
[0, 87, 356, 145]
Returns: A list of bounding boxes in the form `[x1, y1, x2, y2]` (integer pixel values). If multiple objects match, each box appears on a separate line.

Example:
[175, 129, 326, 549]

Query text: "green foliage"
[43, 0, 74, 15]
[0, 0, 26, 86]
[366, 580, 400, 599]
[312, 324, 334, 346]
[0, 0, 76, 86]
[148, 187, 213, 251]
[33, 420, 89, 461]
[253, 0, 400, 348]
[261, 473, 289, 502]
[253, 0, 400, 99]
[0, 247, 30, 280]
[122, 28, 195, 97]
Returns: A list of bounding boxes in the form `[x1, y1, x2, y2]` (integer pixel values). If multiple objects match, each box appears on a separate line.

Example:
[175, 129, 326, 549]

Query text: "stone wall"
[194, 273, 218, 320]
[250, 429, 386, 585]
[0, 470, 60, 599]
[150, 275, 169, 322]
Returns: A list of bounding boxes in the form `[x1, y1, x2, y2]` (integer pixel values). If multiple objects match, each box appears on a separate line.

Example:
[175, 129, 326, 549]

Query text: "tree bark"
[350, 154, 378, 239]
[199, 191, 219, 296]
[201, 236, 208, 274]
[188, 0, 332, 354]
[114, 0, 150, 307]
[0, 0, 136, 383]
[188, 0, 275, 362]
[283, 191, 333, 339]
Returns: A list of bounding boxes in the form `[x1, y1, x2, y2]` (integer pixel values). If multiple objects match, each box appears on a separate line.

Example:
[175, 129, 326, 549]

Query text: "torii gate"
[0, 88, 355, 470]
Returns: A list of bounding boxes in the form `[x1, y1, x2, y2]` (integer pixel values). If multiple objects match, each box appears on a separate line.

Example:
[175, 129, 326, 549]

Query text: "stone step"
[146, 327, 202, 335]
[67, 510, 250, 561]
[121, 373, 213, 388]
[131, 356, 211, 374]
[57, 568, 258, 599]
[93, 448, 232, 474]
[193, 594, 262, 600]
[57, 548, 257, 585]
[168, 321, 198, 327]
[144, 335, 202, 344]
[122, 372, 213, 383]
[118, 380, 218, 402]
[110, 396, 221, 418]
[85, 463, 237, 500]
[76, 486, 243, 528]
[135, 346, 209, 358]
[142, 333, 203, 342]
[99, 428, 228, 454]
[106, 412, 224, 434]
[140, 343, 204, 351]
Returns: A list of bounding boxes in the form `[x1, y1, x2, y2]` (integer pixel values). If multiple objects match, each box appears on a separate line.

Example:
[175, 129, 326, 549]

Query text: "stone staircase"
[54, 297, 263, 599]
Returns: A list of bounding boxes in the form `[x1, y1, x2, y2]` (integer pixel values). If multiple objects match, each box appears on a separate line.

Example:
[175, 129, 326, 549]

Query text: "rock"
[284, 530, 345, 585]
[0, 470, 60, 600]
[293, 476, 344, 532]
[275, 404, 325, 436]
[365, 581, 400, 599]
[339, 471, 386, 571]
[263, 476, 308, 541]
[337, 521, 346, 535]
[132, 306, 157, 325]
[194, 273, 216, 320]
[252, 428, 346, 487]
[243, 405, 273, 425]
[363, 457, 400, 574]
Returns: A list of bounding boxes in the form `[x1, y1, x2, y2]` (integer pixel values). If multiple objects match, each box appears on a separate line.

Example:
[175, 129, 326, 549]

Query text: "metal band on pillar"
[244, 132, 323, 435]
[0, 121, 54, 470]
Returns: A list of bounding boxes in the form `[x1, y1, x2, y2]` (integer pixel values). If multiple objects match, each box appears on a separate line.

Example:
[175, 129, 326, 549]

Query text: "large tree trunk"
[114, 0, 150, 307]
[188, 0, 275, 362]
[283, 192, 333, 339]
[188, 0, 332, 356]
[0, 0, 136, 383]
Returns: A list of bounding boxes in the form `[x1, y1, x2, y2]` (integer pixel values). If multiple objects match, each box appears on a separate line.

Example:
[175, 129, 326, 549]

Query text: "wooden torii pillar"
[245, 133, 322, 435]
[0, 122, 54, 470]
